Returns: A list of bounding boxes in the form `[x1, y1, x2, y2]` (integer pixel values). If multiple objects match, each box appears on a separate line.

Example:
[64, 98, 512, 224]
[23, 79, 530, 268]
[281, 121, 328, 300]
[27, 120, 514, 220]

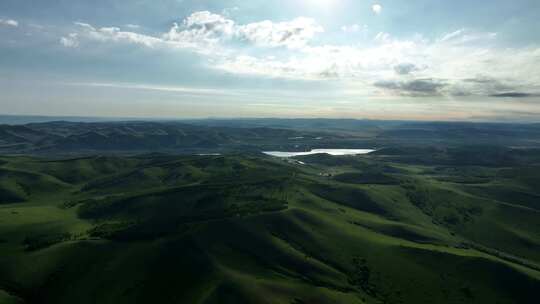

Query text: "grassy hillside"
[0, 152, 539, 304]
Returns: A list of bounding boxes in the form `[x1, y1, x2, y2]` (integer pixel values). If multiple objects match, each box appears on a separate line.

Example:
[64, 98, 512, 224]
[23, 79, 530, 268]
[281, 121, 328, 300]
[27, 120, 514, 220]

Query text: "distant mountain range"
[0, 121, 334, 154]
[1, 119, 540, 155]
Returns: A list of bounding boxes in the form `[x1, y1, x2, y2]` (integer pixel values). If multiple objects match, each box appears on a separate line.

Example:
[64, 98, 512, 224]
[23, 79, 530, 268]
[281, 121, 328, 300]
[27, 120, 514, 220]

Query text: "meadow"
[0, 146, 538, 303]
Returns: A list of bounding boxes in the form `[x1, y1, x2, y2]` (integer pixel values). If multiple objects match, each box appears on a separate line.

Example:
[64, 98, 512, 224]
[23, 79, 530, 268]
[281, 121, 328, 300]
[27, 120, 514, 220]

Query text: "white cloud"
[374, 32, 391, 43]
[60, 33, 79, 48]
[372, 4, 383, 15]
[164, 11, 236, 46]
[59, 14, 540, 98]
[0, 19, 18, 27]
[214, 30, 540, 97]
[97, 26, 162, 47]
[163, 12, 248, 52]
[215, 55, 307, 79]
[438, 28, 497, 45]
[68, 22, 162, 48]
[66, 82, 239, 96]
[163, 11, 323, 49]
[440, 29, 465, 42]
[65, 12, 323, 54]
[237, 17, 323, 49]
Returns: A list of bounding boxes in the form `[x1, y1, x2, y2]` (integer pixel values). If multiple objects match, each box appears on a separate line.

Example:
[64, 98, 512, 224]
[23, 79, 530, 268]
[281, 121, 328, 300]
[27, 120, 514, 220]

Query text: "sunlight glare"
[306, 0, 338, 8]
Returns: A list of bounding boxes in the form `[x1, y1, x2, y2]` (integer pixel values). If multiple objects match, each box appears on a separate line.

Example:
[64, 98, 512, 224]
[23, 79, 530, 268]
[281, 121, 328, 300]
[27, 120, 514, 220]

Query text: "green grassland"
[0, 152, 539, 304]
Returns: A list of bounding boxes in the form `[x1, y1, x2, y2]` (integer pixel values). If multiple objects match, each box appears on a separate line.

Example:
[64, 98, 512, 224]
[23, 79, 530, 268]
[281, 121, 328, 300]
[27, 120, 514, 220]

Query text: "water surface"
[263, 149, 375, 157]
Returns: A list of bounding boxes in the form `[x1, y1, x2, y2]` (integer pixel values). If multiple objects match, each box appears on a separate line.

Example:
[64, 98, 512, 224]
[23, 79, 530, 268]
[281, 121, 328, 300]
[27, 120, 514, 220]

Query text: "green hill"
[0, 153, 539, 304]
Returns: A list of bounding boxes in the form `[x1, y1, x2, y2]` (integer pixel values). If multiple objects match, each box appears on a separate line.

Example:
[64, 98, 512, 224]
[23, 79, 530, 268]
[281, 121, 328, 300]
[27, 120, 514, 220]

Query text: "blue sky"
[1, 0, 540, 121]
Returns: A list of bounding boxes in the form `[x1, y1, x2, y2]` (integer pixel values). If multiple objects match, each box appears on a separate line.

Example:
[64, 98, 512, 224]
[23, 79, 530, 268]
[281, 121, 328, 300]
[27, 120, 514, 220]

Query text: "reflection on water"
[263, 149, 375, 157]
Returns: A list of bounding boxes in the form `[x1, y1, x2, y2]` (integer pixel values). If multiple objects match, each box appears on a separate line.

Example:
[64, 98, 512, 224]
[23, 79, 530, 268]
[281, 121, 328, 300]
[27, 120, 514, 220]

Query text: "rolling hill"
[0, 150, 539, 304]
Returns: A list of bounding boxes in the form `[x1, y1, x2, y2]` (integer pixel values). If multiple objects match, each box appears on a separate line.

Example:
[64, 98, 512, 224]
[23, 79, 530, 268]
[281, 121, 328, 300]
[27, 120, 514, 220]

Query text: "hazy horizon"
[1, 113, 539, 125]
[1, 0, 540, 121]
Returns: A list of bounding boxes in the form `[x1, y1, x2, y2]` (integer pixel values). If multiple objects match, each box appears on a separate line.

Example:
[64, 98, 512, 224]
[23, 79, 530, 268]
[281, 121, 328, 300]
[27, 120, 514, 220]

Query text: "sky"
[1, 0, 540, 121]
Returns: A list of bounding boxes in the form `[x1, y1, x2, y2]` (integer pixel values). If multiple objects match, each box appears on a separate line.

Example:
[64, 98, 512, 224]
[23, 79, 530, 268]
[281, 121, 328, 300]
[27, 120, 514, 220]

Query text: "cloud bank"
[58, 11, 540, 98]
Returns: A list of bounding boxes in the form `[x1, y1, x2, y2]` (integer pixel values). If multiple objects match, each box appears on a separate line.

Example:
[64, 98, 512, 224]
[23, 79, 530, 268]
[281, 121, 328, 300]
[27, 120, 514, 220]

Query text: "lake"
[263, 149, 375, 157]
